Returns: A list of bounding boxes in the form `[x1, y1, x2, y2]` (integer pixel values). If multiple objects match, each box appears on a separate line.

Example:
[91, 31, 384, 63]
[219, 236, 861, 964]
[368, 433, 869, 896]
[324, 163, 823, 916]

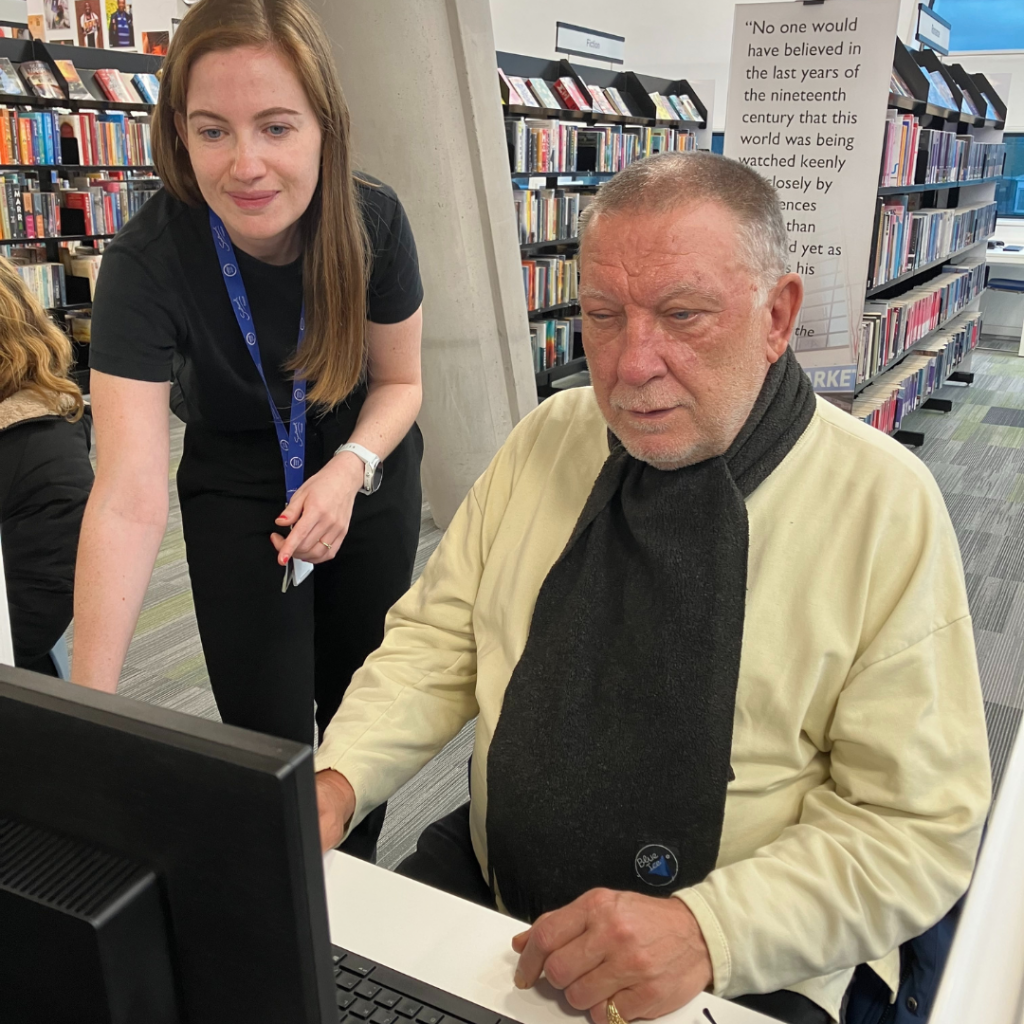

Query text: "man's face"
[117, 0, 125, 10]
[580, 201, 798, 470]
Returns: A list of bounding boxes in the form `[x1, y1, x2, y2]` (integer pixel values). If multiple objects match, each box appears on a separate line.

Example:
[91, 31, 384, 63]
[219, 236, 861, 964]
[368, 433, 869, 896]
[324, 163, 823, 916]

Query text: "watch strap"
[335, 442, 381, 494]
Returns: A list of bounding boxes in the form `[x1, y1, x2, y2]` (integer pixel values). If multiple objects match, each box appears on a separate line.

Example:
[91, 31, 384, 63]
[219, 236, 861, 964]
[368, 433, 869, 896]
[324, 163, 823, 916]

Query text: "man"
[107, 0, 133, 48]
[78, 1, 99, 47]
[315, 152, 990, 1024]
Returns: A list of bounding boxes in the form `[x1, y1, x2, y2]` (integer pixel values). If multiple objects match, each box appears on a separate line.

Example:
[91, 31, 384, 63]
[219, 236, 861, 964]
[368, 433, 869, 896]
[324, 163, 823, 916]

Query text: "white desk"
[323, 852, 774, 1024]
[982, 249, 1024, 355]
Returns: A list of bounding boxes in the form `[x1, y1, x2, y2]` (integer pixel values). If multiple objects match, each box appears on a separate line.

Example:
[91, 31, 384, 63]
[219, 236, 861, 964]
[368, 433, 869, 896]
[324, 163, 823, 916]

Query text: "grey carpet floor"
[71, 351, 1024, 866]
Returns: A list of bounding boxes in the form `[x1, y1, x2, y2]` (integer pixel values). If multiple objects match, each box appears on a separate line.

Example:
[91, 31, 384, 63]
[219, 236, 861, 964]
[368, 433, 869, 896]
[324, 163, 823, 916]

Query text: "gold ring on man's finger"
[606, 1000, 629, 1024]
[320, 539, 332, 551]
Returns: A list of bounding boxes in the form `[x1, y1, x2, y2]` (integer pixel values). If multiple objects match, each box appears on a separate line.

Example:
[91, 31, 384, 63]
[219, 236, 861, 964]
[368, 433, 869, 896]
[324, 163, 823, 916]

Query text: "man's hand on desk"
[315, 769, 356, 852]
[511, 888, 713, 1024]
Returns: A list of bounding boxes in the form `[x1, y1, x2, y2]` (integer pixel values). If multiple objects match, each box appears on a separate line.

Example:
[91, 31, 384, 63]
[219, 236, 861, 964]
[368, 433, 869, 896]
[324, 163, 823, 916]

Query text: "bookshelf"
[850, 40, 1007, 443]
[0, 37, 162, 389]
[497, 50, 708, 397]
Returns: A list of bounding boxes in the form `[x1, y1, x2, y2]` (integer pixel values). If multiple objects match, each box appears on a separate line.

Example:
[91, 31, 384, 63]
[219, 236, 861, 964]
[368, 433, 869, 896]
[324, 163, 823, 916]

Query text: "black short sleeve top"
[88, 175, 423, 431]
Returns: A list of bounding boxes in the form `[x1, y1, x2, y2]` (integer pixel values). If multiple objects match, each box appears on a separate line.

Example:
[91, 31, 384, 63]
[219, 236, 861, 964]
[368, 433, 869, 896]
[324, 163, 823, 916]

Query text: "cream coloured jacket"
[316, 388, 991, 1020]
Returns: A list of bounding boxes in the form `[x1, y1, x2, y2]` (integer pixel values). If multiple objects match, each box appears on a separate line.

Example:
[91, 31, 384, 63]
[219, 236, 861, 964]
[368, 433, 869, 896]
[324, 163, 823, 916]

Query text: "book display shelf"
[850, 40, 1007, 444]
[0, 38, 163, 388]
[496, 50, 708, 397]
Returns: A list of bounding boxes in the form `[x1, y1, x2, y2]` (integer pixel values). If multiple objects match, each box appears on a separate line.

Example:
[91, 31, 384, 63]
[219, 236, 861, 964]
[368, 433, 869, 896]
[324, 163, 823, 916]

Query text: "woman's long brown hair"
[0, 257, 84, 420]
[151, 0, 368, 408]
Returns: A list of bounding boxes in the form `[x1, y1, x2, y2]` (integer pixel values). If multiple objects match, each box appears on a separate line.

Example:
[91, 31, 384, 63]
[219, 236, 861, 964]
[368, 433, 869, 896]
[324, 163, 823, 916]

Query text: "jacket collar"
[0, 389, 77, 432]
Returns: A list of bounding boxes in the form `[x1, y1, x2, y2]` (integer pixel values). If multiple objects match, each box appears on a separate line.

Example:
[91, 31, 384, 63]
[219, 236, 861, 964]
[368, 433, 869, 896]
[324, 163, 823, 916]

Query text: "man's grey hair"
[579, 151, 789, 303]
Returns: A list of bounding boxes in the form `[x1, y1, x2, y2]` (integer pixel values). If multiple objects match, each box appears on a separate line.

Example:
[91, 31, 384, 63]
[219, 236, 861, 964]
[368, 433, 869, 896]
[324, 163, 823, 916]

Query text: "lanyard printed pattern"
[209, 209, 307, 503]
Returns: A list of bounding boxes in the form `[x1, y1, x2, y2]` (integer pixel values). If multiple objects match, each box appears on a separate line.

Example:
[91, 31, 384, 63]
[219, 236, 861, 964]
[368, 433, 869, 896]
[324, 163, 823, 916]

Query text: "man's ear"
[174, 111, 188, 151]
[765, 273, 803, 364]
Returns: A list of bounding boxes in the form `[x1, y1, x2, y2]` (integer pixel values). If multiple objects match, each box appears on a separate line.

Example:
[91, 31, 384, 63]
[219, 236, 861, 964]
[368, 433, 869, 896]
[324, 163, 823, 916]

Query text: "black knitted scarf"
[485, 348, 816, 922]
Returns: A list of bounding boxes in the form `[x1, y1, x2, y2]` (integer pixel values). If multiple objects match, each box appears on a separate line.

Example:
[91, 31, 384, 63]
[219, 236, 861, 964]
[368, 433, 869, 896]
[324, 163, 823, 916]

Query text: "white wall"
[490, 0, 922, 132]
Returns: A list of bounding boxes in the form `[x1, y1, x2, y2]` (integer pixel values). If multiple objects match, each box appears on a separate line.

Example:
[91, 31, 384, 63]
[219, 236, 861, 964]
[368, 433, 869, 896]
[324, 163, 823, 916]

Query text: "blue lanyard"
[209, 209, 307, 503]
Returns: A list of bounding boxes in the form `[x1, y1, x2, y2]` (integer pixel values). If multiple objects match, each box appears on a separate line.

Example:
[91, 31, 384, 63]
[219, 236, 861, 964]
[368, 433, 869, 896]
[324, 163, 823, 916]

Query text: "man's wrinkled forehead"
[579, 203, 747, 300]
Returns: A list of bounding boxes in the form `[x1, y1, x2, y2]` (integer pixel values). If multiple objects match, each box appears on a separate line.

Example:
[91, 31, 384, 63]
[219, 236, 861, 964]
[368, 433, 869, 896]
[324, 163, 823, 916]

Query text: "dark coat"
[0, 393, 93, 675]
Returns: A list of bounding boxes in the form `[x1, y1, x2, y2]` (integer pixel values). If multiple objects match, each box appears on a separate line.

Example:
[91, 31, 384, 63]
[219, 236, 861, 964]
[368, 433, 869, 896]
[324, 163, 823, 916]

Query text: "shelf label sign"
[724, 0, 900, 393]
[555, 23, 625, 65]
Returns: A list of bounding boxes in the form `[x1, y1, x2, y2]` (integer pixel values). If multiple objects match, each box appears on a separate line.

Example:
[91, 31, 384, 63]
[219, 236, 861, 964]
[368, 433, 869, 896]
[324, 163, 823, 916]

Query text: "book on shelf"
[497, 68, 524, 106]
[54, 60, 94, 101]
[513, 187, 585, 244]
[853, 311, 981, 432]
[530, 317, 579, 373]
[0, 58, 28, 97]
[1, 108, 63, 165]
[506, 75, 539, 108]
[131, 73, 160, 105]
[889, 69, 912, 98]
[0, 173, 60, 239]
[18, 61, 65, 101]
[587, 85, 617, 117]
[959, 88, 983, 120]
[57, 111, 153, 166]
[0, 168, 160, 240]
[858, 257, 986, 381]
[92, 69, 141, 104]
[648, 92, 677, 121]
[604, 87, 635, 117]
[667, 94, 698, 122]
[924, 69, 958, 111]
[868, 199, 997, 288]
[554, 77, 591, 112]
[10, 257, 66, 307]
[527, 78, 563, 112]
[506, 116, 696, 175]
[521, 253, 578, 311]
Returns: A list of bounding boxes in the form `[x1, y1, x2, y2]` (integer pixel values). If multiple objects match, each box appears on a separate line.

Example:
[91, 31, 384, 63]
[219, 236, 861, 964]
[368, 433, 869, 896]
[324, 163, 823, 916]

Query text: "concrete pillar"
[312, 0, 537, 527]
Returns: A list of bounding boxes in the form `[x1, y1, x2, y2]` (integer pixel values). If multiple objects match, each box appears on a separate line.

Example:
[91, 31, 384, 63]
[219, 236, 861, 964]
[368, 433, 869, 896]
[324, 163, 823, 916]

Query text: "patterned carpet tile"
[983, 406, 1024, 428]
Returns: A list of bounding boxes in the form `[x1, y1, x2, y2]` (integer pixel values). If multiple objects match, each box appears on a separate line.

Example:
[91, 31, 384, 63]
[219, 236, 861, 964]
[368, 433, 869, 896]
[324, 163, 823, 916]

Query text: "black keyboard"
[332, 945, 524, 1024]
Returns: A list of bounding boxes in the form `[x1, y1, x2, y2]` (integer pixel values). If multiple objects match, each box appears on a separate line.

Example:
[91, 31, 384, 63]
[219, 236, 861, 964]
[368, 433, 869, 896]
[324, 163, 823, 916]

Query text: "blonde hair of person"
[0, 256, 84, 421]
[152, 0, 369, 408]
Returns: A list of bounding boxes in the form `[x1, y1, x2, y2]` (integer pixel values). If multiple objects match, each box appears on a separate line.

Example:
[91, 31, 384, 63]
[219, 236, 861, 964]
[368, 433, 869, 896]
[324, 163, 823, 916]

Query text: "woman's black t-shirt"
[89, 176, 423, 432]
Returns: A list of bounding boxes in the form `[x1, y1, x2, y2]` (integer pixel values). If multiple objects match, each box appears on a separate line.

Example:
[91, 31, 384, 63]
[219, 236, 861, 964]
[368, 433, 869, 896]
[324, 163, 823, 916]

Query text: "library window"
[995, 134, 1024, 218]
[932, 0, 1024, 50]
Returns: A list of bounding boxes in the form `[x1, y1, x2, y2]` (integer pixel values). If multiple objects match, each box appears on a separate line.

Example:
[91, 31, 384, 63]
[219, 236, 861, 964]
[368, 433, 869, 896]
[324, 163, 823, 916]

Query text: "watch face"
[370, 463, 384, 493]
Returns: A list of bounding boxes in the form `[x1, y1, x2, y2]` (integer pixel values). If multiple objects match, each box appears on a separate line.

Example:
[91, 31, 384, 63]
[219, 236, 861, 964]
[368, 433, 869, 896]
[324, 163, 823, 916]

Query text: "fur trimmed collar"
[0, 389, 78, 431]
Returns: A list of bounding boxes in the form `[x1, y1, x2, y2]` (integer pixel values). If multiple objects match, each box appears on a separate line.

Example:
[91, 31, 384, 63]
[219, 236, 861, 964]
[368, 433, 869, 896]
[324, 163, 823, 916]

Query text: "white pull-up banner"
[0, 541, 14, 667]
[724, 0, 901, 396]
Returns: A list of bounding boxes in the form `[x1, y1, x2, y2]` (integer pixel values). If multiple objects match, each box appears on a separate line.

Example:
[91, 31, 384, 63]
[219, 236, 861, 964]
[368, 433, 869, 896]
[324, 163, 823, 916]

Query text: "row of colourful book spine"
[521, 254, 579, 311]
[530, 318, 578, 372]
[12, 259, 66, 307]
[0, 174, 59, 239]
[507, 118, 695, 175]
[852, 312, 981, 433]
[869, 200, 996, 288]
[859, 258, 987, 381]
[0, 108, 62, 166]
[513, 189, 582, 244]
[58, 112, 153, 167]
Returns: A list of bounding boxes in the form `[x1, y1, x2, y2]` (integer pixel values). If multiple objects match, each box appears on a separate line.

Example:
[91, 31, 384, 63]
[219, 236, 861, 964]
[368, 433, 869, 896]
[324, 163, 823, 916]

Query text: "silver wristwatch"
[336, 442, 383, 495]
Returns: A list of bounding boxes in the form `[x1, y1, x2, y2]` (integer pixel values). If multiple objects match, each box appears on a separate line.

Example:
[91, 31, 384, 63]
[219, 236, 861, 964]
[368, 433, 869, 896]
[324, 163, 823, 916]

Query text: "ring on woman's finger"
[320, 539, 332, 551]
[606, 1000, 629, 1024]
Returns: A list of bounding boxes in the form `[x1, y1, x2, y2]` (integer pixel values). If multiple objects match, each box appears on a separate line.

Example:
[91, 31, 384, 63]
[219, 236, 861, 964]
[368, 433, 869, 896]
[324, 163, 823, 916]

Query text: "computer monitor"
[0, 664, 336, 1024]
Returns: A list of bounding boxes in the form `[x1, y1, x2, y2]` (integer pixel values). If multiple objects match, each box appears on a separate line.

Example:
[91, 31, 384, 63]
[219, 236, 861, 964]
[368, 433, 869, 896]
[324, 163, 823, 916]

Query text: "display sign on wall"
[724, 0, 900, 394]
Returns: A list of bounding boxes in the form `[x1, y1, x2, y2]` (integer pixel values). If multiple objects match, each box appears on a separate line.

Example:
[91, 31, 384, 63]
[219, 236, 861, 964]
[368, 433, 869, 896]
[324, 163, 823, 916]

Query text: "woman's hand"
[270, 450, 365, 565]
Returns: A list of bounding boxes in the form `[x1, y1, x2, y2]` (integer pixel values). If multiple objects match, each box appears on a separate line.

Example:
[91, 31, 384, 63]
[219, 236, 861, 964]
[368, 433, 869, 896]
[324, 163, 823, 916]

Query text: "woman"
[73, 0, 423, 858]
[0, 257, 93, 676]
